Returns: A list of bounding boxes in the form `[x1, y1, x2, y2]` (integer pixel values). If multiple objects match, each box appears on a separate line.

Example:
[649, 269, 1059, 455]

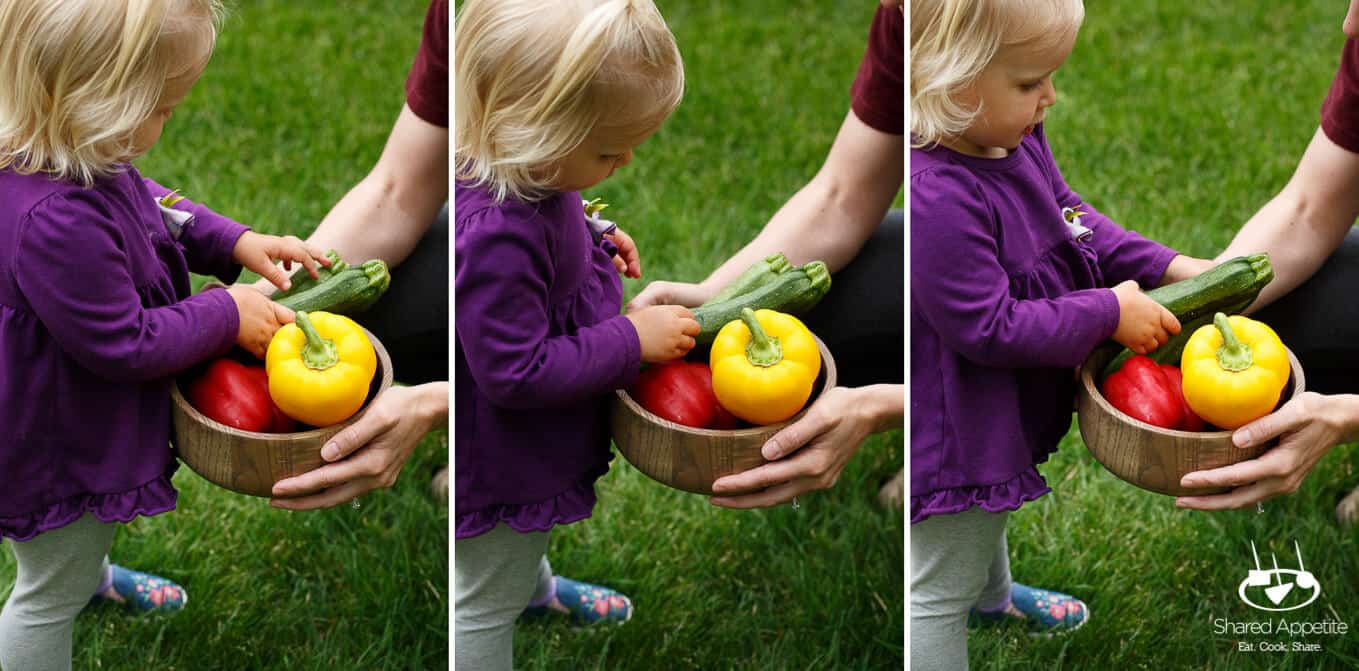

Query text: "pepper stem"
[740, 307, 783, 367]
[296, 311, 339, 370]
[1213, 312, 1253, 372]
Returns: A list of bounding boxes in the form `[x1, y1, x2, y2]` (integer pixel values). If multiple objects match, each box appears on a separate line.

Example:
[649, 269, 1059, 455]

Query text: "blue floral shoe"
[522, 576, 633, 625]
[968, 583, 1088, 636]
[89, 564, 188, 614]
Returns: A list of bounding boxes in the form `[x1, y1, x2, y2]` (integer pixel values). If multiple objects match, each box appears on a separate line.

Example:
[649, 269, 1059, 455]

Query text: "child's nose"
[616, 150, 633, 168]
[1040, 81, 1057, 107]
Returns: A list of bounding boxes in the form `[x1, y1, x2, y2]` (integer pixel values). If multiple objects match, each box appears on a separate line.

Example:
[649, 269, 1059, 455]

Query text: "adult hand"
[626, 280, 712, 312]
[1176, 392, 1359, 510]
[270, 382, 449, 510]
[708, 385, 902, 508]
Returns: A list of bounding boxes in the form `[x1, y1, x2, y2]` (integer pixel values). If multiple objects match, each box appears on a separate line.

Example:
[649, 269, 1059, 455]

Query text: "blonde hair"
[455, 0, 684, 203]
[910, 0, 1083, 148]
[0, 0, 224, 186]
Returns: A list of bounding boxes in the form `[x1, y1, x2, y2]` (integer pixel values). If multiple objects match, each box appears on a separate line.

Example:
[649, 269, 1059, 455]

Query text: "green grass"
[1, 2, 447, 670]
[503, 2, 905, 670]
[966, 1, 1359, 668]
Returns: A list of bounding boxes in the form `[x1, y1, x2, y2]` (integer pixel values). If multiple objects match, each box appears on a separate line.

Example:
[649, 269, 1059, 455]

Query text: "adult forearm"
[701, 178, 880, 295]
[1219, 189, 1350, 311]
[305, 173, 442, 268]
[863, 383, 904, 432]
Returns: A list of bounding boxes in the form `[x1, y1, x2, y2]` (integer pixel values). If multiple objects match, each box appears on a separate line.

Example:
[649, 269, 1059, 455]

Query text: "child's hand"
[605, 227, 641, 279]
[1111, 280, 1180, 355]
[625, 305, 701, 362]
[225, 285, 295, 358]
[232, 231, 332, 292]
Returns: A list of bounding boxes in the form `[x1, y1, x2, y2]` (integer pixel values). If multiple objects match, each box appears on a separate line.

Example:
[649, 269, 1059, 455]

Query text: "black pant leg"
[354, 204, 449, 385]
[798, 209, 904, 388]
[1253, 227, 1359, 395]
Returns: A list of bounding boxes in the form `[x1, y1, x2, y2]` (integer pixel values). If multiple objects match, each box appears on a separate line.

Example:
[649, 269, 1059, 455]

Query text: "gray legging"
[911, 507, 1012, 671]
[0, 514, 116, 671]
[1252, 226, 1359, 395]
[454, 524, 555, 671]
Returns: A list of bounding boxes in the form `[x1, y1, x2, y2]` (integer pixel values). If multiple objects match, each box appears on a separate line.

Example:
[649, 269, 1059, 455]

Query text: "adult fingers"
[1232, 398, 1306, 448]
[270, 478, 373, 511]
[1175, 480, 1277, 511]
[270, 447, 383, 498]
[709, 457, 812, 496]
[1179, 448, 1292, 490]
[763, 406, 833, 460]
[709, 479, 807, 509]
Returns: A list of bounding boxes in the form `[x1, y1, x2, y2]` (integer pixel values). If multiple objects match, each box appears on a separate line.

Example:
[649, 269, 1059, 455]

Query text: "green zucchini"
[274, 250, 347, 298]
[703, 253, 793, 305]
[1099, 254, 1273, 377]
[693, 260, 830, 343]
[274, 256, 391, 315]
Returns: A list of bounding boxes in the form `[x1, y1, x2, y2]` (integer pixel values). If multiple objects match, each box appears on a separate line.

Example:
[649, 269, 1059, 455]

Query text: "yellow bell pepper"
[1180, 312, 1289, 430]
[266, 311, 376, 427]
[710, 308, 820, 425]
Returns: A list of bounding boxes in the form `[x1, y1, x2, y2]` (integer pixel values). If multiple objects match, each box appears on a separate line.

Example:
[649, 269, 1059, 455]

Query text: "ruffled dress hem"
[910, 468, 1051, 525]
[455, 481, 597, 539]
[0, 469, 178, 543]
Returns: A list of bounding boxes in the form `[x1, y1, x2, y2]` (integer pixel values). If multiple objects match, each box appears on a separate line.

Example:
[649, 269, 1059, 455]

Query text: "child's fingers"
[254, 257, 293, 291]
[1160, 305, 1181, 334]
[612, 256, 627, 274]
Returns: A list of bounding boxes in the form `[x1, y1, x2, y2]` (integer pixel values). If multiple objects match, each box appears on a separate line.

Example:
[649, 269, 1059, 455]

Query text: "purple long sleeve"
[454, 182, 641, 539]
[15, 189, 238, 383]
[454, 200, 640, 410]
[142, 178, 248, 281]
[911, 164, 1120, 370]
[1040, 135, 1179, 289]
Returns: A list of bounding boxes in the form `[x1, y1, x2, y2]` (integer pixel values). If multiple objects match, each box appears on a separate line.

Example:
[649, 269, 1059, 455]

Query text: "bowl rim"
[613, 333, 837, 437]
[170, 325, 394, 440]
[1078, 345, 1305, 439]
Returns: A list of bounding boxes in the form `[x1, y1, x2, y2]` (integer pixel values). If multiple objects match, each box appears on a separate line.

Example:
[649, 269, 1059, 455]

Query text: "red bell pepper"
[1158, 363, 1207, 431]
[188, 359, 296, 433]
[1100, 355, 1183, 429]
[630, 360, 740, 429]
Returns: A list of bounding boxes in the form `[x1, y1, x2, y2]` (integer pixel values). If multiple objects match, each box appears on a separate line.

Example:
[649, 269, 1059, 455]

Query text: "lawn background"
[503, 2, 906, 670]
[964, 1, 1359, 668]
[0, 2, 448, 670]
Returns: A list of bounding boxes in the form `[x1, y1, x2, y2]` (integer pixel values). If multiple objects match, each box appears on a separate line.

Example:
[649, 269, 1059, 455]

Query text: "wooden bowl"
[1076, 345, 1305, 496]
[171, 329, 394, 497]
[610, 335, 836, 495]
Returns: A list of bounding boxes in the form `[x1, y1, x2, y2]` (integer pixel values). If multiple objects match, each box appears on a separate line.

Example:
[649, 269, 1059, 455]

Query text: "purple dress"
[910, 125, 1179, 524]
[454, 181, 641, 540]
[0, 166, 246, 541]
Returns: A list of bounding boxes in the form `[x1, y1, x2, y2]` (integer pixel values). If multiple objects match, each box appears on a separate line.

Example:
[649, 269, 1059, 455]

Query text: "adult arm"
[1177, 130, 1359, 509]
[265, 106, 449, 507]
[626, 109, 903, 310]
[1218, 127, 1359, 310]
[302, 104, 448, 267]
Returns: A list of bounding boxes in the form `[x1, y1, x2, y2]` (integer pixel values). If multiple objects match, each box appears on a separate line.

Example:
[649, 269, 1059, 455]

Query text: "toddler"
[910, 0, 1210, 668]
[453, 1, 696, 669]
[0, 2, 328, 669]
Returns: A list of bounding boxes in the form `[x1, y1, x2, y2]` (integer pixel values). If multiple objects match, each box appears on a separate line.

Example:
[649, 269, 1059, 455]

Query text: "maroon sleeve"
[1321, 39, 1359, 153]
[849, 6, 903, 135]
[405, 0, 448, 128]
